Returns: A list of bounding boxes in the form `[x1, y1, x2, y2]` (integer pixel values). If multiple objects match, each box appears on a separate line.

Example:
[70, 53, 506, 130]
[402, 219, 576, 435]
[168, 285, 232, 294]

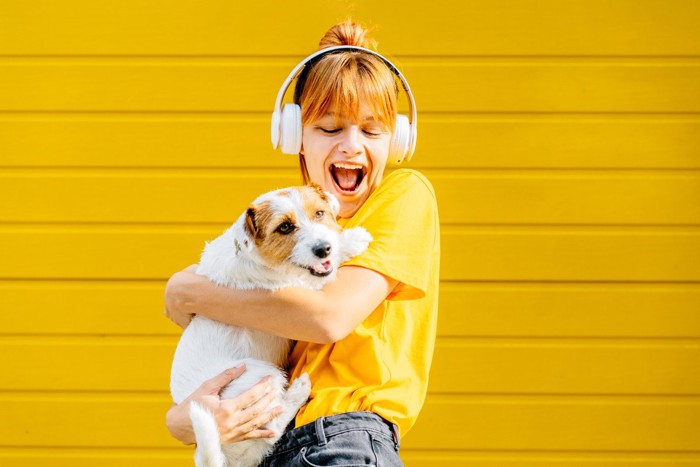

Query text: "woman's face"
[301, 102, 392, 219]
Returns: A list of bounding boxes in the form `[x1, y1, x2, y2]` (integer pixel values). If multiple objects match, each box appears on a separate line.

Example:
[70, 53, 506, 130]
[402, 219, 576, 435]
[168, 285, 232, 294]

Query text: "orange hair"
[294, 20, 399, 183]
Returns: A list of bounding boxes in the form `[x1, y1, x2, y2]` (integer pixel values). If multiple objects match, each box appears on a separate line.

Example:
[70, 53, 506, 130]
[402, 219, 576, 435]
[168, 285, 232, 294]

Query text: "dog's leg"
[264, 373, 311, 442]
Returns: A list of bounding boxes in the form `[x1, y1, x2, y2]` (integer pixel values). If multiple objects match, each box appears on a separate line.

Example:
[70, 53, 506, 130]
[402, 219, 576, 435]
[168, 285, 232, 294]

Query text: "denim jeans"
[261, 411, 403, 467]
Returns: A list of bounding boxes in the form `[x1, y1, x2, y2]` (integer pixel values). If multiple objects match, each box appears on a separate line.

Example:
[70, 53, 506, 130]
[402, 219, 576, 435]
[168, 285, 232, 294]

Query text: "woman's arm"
[164, 265, 398, 344]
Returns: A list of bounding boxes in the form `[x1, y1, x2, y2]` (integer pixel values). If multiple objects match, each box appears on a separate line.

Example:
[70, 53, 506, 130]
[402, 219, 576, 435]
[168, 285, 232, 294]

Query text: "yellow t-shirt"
[288, 168, 441, 437]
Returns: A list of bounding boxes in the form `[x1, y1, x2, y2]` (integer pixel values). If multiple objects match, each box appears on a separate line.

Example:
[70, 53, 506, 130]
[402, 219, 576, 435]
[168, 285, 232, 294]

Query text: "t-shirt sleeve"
[341, 170, 439, 301]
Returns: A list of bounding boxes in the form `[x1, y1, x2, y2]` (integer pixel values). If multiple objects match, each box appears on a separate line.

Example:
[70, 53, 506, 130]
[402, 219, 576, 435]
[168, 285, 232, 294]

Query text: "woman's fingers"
[231, 384, 277, 422]
[239, 404, 284, 438]
[242, 428, 278, 440]
[215, 376, 283, 443]
[218, 401, 284, 443]
[199, 365, 247, 396]
[173, 372, 284, 445]
[227, 375, 273, 410]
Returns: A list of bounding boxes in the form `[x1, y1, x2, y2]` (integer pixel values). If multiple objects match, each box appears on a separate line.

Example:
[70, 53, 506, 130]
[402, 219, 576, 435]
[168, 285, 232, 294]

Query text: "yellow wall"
[1, 1, 699, 465]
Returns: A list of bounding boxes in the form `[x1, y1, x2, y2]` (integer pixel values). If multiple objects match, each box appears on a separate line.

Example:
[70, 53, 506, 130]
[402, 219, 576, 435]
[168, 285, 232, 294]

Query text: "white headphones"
[271, 45, 417, 164]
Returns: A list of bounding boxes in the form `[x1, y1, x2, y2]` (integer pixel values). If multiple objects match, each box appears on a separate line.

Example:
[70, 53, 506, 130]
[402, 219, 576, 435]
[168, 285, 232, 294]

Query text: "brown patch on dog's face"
[300, 185, 340, 232]
[249, 201, 299, 266]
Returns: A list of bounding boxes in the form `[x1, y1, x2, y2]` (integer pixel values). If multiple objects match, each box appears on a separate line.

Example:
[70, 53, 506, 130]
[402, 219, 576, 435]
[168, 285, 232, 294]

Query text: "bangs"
[296, 53, 398, 130]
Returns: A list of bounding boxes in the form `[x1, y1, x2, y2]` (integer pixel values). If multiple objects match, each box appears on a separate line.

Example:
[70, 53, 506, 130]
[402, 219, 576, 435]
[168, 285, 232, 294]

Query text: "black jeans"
[261, 411, 403, 467]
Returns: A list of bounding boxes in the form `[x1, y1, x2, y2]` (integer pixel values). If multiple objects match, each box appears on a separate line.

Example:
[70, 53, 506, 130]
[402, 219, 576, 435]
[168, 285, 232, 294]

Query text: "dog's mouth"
[330, 163, 366, 193]
[295, 260, 334, 277]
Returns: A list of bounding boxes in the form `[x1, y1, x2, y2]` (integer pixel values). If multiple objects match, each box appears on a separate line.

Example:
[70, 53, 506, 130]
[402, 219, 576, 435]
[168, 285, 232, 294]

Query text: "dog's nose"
[312, 242, 332, 259]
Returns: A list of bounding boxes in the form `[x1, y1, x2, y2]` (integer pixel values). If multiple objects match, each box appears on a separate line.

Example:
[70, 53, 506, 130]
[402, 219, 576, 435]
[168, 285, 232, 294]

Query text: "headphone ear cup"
[279, 104, 302, 154]
[389, 114, 410, 164]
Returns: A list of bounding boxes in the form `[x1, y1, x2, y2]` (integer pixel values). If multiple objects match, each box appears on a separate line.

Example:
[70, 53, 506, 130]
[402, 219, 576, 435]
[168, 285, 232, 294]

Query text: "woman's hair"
[295, 20, 399, 183]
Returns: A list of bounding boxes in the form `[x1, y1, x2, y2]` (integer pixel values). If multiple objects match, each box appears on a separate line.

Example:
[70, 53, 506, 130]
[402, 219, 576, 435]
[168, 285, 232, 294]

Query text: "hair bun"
[318, 19, 378, 51]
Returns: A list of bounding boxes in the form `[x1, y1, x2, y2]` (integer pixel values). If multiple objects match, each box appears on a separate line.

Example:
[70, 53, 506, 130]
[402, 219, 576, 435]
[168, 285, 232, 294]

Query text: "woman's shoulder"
[349, 169, 438, 226]
[377, 168, 437, 200]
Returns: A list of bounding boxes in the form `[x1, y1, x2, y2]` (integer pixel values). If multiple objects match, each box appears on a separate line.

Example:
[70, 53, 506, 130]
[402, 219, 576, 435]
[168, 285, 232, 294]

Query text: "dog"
[170, 184, 372, 467]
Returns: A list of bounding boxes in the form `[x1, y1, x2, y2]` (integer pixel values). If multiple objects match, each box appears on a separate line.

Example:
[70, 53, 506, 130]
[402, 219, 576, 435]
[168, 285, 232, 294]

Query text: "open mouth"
[330, 163, 366, 193]
[295, 260, 334, 277]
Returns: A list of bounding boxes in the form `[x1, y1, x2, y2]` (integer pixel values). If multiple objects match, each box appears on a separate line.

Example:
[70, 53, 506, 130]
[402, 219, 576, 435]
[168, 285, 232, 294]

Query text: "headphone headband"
[271, 45, 417, 159]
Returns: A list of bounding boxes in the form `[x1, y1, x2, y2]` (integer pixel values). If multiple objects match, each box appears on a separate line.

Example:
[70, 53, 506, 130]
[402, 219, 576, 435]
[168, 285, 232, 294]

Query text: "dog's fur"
[170, 184, 371, 467]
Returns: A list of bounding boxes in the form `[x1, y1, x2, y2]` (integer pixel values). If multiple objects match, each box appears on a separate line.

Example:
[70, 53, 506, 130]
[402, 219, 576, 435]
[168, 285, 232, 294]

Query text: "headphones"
[271, 45, 417, 164]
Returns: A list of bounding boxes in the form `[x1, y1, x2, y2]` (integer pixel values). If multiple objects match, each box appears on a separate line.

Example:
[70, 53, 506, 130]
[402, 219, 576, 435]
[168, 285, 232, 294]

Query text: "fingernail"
[234, 363, 246, 370]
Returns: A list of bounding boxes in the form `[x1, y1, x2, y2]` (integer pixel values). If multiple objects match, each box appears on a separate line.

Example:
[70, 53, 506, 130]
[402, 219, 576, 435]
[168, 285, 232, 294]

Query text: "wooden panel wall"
[1, 1, 699, 465]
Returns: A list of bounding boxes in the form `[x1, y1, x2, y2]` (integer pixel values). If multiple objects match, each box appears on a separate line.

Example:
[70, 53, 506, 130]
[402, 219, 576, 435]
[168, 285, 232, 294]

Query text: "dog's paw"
[285, 373, 311, 406]
[340, 227, 372, 260]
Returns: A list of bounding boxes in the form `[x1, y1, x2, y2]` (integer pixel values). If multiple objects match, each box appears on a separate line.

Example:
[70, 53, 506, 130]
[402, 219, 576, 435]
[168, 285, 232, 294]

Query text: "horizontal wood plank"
[438, 283, 700, 338]
[1, 394, 698, 451]
[1, 281, 175, 336]
[1, 337, 698, 395]
[402, 452, 700, 467]
[1, 170, 699, 225]
[4, 281, 699, 338]
[0, 449, 192, 467]
[2, 116, 699, 169]
[0, 0, 698, 56]
[429, 339, 700, 395]
[405, 396, 700, 451]
[1, 60, 699, 112]
[1, 449, 699, 467]
[1, 226, 698, 281]
[442, 227, 700, 282]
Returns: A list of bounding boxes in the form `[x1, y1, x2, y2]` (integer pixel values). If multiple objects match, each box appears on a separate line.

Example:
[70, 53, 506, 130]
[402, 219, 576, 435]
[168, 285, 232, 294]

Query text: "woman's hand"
[166, 364, 284, 445]
[164, 264, 202, 328]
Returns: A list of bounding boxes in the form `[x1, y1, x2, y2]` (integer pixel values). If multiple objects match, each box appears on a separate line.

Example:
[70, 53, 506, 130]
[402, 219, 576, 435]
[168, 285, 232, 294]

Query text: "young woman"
[164, 20, 440, 466]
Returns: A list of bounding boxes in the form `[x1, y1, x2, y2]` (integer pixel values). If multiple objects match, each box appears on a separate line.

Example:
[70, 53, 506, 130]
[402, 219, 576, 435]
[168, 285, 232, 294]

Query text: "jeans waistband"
[272, 411, 400, 454]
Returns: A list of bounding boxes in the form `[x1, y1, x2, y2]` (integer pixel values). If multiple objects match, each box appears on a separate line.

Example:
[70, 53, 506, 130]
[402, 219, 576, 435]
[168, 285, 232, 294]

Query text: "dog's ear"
[245, 205, 259, 239]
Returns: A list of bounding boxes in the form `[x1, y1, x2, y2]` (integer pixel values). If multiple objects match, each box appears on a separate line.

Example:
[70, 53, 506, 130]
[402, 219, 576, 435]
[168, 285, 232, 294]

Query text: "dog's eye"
[315, 210, 325, 219]
[275, 222, 296, 235]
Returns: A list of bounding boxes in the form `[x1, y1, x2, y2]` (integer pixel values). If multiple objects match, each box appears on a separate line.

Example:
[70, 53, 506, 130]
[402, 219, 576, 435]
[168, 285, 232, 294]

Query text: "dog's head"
[241, 184, 344, 281]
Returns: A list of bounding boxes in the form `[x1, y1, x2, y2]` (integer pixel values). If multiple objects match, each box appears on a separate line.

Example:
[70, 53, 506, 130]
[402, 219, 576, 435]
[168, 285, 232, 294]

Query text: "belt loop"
[315, 417, 327, 446]
[392, 423, 400, 451]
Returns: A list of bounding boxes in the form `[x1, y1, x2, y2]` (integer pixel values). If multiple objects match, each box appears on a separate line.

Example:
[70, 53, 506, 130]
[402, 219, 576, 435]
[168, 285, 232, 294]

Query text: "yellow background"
[1, 1, 699, 465]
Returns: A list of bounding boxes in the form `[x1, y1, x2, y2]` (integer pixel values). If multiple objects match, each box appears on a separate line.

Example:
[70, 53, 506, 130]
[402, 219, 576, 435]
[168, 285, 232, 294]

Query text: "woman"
[164, 20, 440, 466]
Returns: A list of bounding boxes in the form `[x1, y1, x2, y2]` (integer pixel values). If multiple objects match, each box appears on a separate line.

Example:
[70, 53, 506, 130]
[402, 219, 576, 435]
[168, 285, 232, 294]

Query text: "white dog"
[170, 184, 371, 467]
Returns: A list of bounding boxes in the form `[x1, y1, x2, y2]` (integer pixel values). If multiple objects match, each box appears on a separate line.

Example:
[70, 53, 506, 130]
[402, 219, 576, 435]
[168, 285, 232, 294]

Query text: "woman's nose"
[338, 127, 363, 155]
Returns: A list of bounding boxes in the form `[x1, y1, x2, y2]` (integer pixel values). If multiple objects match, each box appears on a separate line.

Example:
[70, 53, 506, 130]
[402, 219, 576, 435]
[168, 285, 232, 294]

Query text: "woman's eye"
[319, 128, 341, 134]
[276, 222, 295, 235]
[315, 210, 325, 219]
[363, 128, 384, 137]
